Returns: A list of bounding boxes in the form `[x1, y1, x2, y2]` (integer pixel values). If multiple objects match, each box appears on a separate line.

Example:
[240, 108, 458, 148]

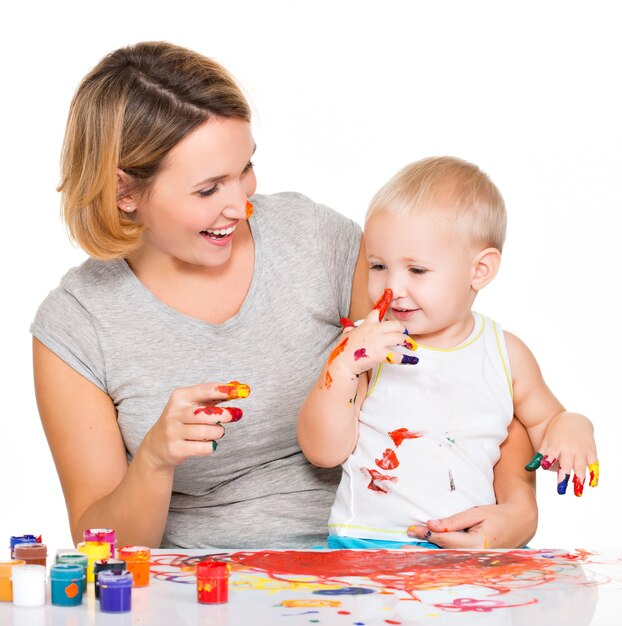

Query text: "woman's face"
[131, 117, 257, 268]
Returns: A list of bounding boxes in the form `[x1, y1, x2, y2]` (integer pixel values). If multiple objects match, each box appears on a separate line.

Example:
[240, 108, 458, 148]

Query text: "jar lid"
[0, 560, 25, 575]
[50, 564, 84, 580]
[11, 564, 46, 582]
[84, 528, 116, 541]
[98, 569, 133, 587]
[10, 535, 39, 549]
[94, 559, 126, 573]
[196, 559, 229, 576]
[56, 553, 88, 566]
[14, 543, 47, 557]
[118, 545, 150, 558]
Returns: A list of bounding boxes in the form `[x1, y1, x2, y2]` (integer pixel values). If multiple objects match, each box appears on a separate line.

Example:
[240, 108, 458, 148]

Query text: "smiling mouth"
[200, 225, 236, 240]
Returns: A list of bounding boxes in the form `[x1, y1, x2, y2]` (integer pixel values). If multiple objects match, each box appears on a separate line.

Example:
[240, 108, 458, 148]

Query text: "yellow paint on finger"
[588, 461, 599, 487]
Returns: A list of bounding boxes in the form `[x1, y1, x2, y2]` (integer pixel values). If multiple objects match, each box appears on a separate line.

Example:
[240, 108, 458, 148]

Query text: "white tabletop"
[1, 548, 621, 625]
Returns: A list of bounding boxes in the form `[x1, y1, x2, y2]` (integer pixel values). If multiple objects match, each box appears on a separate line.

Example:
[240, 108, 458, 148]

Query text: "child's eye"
[409, 267, 427, 275]
[243, 160, 254, 174]
[197, 185, 219, 198]
[369, 263, 386, 271]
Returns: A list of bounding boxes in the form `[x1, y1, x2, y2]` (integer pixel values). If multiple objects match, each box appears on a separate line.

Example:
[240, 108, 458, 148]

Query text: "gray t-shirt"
[31, 192, 361, 549]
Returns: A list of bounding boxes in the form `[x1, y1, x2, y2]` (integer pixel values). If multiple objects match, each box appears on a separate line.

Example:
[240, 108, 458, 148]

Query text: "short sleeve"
[312, 201, 362, 318]
[31, 286, 107, 393]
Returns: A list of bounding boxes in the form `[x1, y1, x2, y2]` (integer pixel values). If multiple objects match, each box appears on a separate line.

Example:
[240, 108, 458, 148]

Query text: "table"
[1, 548, 621, 625]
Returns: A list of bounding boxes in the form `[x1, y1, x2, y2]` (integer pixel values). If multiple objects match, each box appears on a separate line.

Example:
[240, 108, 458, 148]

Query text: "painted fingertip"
[524, 452, 543, 471]
[372, 288, 393, 321]
[218, 381, 251, 399]
[588, 461, 599, 487]
[402, 336, 418, 350]
[386, 352, 396, 364]
[245, 200, 254, 219]
[401, 354, 419, 365]
[557, 473, 570, 495]
[573, 475, 585, 497]
[228, 407, 243, 422]
[340, 317, 355, 329]
[194, 406, 224, 416]
[540, 455, 552, 470]
[211, 440, 218, 451]
[424, 530, 432, 539]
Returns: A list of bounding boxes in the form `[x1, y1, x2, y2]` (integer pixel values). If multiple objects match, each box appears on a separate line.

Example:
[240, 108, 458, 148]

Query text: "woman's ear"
[117, 169, 137, 213]
[471, 247, 501, 291]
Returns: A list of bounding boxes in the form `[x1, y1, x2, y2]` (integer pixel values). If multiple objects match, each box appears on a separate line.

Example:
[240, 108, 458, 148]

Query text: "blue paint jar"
[98, 570, 132, 613]
[9, 536, 39, 559]
[55, 553, 87, 595]
[93, 559, 126, 599]
[50, 564, 84, 606]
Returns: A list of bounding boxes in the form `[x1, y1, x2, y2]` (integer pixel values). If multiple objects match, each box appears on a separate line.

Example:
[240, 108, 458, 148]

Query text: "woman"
[32, 41, 536, 549]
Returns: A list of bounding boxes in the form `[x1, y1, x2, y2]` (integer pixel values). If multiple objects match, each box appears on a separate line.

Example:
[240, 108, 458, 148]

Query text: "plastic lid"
[0, 560, 25, 575]
[94, 559, 126, 573]
[84, 528, 116, 541]
[50, 564, 84, 580]
[10, 535, 39, 548]
[11, 564, 46, 582]
[98, 569, 133, 587]
[196, 559, 229, 577]
[56, 553, 88, 566]
[14, 543, 47, 557]
[118, 545, 150, 558]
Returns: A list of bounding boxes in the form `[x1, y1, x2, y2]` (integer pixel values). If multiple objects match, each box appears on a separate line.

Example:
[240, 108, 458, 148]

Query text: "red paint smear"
[328, 337, 349, 367]
[385, 620, 401, 625]
[364, 468, 397, 493]
[194, 406, 224, 416]
[338, 610, 351, 614]
[375, 448, 399, 470]
[373, 289, 393, 321]
[354, 348, 368, 361]
[389, 428, 422, 447]
[226, 549, 586, 600]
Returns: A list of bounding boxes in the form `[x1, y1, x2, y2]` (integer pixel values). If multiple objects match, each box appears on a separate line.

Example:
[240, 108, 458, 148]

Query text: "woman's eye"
[197, 185, 218, 198]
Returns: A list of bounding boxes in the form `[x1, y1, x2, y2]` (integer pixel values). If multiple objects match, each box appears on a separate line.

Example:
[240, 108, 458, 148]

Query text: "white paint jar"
[11, 564, 46, 607]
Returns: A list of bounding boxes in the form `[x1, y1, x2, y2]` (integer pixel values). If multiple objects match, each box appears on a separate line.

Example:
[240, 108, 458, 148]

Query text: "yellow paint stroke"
[588, 461, 599, 487]
[281, 599, 342, 608]
[231, 575, 342, 595]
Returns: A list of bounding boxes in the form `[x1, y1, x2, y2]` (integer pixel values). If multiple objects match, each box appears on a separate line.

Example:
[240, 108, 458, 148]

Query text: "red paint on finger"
[388, 428, 422, 447]
[375, 449, 399, 470]
[373, 289, 393, 321]
[573, 475, 584, 497]
[340, 317, 355, 329]
[354, 348, 368, 361]
[228, 408, 243, 422]
[194, 406, 224, 416]
[540, 456, 555, 470]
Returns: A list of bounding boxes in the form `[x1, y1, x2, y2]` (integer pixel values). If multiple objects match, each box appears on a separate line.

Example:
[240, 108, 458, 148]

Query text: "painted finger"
[524, 452, 543, 471]
[340, 317, 356, 330]
[573, 474, 585, 497]
[194, 405, 243, 422]
[402, 333, 418, 350]
[588, 461, 599, 487]
[216, 380, 251, 399]
[540, 455, 557, 471]
[386, 351, 419, 365]
[373, 288, 393, 321]
[245, 200, 254, 219]
[557, 473, 570, 495]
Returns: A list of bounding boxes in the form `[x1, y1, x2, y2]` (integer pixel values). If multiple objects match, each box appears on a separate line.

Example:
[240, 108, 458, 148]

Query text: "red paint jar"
[196, 560, 229, 604]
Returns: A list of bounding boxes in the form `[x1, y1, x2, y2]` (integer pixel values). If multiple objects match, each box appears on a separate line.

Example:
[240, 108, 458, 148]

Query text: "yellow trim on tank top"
[492, 320, 514, 398]
[328, 522, 406, 536]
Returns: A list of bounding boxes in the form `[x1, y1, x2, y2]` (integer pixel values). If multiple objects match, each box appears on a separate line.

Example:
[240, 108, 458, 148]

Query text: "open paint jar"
[98, 569, 132, 613]
[117, 546, 151, 587]
[50, 563, 84, 606]
[196, 559, 229, 604]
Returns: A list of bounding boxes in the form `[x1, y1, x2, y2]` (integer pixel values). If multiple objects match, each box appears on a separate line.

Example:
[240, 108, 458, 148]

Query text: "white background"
[1, 1, 620, 556]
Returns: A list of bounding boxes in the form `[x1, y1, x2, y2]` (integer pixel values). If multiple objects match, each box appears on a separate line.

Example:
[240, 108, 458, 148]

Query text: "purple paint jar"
[93, 559, 126, 599]
[98, 569, 132, 613]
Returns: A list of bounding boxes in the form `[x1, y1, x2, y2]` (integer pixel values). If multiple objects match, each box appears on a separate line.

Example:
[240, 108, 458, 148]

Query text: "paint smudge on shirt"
[388, 428, 422, 447]
[375, 449, 400, 470]
[449, 470, 456, 492]
[363, 468, 398, 493]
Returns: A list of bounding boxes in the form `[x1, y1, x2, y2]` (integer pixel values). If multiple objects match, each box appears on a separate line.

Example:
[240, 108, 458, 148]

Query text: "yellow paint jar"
[76, 541, 111, 582]
[0, 560, 25, 602]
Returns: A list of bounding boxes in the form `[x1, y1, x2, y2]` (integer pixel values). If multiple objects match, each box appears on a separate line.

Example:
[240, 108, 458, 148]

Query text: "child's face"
[364, 211, 481, 341]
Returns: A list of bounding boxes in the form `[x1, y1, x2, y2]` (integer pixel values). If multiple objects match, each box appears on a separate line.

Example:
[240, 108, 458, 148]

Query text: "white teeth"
[204, 225, 236, 236]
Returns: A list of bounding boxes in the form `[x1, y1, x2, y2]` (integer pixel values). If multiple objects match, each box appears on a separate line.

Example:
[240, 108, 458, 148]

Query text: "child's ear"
[117, 169, 138, 214]
[471, 247, 501, 291]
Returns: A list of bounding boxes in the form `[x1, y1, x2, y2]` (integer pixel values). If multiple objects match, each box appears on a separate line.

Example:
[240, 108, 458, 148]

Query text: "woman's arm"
[34, 339, 237, 547]
[407, 418, 538, 548]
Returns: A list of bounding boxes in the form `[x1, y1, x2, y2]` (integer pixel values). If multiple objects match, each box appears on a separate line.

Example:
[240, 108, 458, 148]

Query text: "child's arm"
[298, 297, 418, 468]
[505, 331, 598, 493]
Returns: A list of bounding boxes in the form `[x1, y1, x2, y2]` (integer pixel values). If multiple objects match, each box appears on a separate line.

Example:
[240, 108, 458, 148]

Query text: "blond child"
[297, 156, 598, 549]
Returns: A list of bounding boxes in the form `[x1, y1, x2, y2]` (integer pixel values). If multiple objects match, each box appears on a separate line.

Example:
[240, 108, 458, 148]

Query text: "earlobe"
[117, 169, 136, 213]
[472, 248, 501, 291]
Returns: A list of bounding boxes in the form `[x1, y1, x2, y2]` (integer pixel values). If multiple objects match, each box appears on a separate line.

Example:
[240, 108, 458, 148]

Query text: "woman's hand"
[141, 380, 250, 470]
[406, 501, 536, 549]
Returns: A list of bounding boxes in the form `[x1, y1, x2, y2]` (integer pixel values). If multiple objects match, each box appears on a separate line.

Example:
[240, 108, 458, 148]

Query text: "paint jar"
[9, 536, 40, 559]
[117, 546, 150, 587]
[98, 569, 132, 613]
[55, 553, 87, 595]
[50, 563, 84, 606]
[13, 543, 47, 568]
[11, 564, 46, 607]
[94, 559, 127, 599]
[196, 559, 229, 604]
[0, 560, 25, 602]
[76, 541, 111, 582]
[83, 528, 116, 558]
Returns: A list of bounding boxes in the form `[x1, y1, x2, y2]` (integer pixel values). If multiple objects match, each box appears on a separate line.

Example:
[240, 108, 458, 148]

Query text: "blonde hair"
[366, 156, 507, 251]
[58, 41, 251, 259]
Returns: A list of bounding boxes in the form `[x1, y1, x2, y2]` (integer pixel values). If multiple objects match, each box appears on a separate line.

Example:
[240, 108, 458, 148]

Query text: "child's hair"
[366, 156, 507, 251]
[59, 41, 251, 260]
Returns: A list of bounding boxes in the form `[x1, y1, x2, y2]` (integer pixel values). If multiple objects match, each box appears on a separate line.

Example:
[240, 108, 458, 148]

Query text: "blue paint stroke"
[314, 587, 374, 595]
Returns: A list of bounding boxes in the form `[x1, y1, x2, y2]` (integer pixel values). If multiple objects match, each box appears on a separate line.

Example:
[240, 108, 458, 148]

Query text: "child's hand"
[331, 308, 418, 379]
[524, 412, 598, 496]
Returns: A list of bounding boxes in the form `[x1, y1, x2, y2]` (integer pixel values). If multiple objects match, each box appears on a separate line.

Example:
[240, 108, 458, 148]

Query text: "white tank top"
[329, 313, 514, 543]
